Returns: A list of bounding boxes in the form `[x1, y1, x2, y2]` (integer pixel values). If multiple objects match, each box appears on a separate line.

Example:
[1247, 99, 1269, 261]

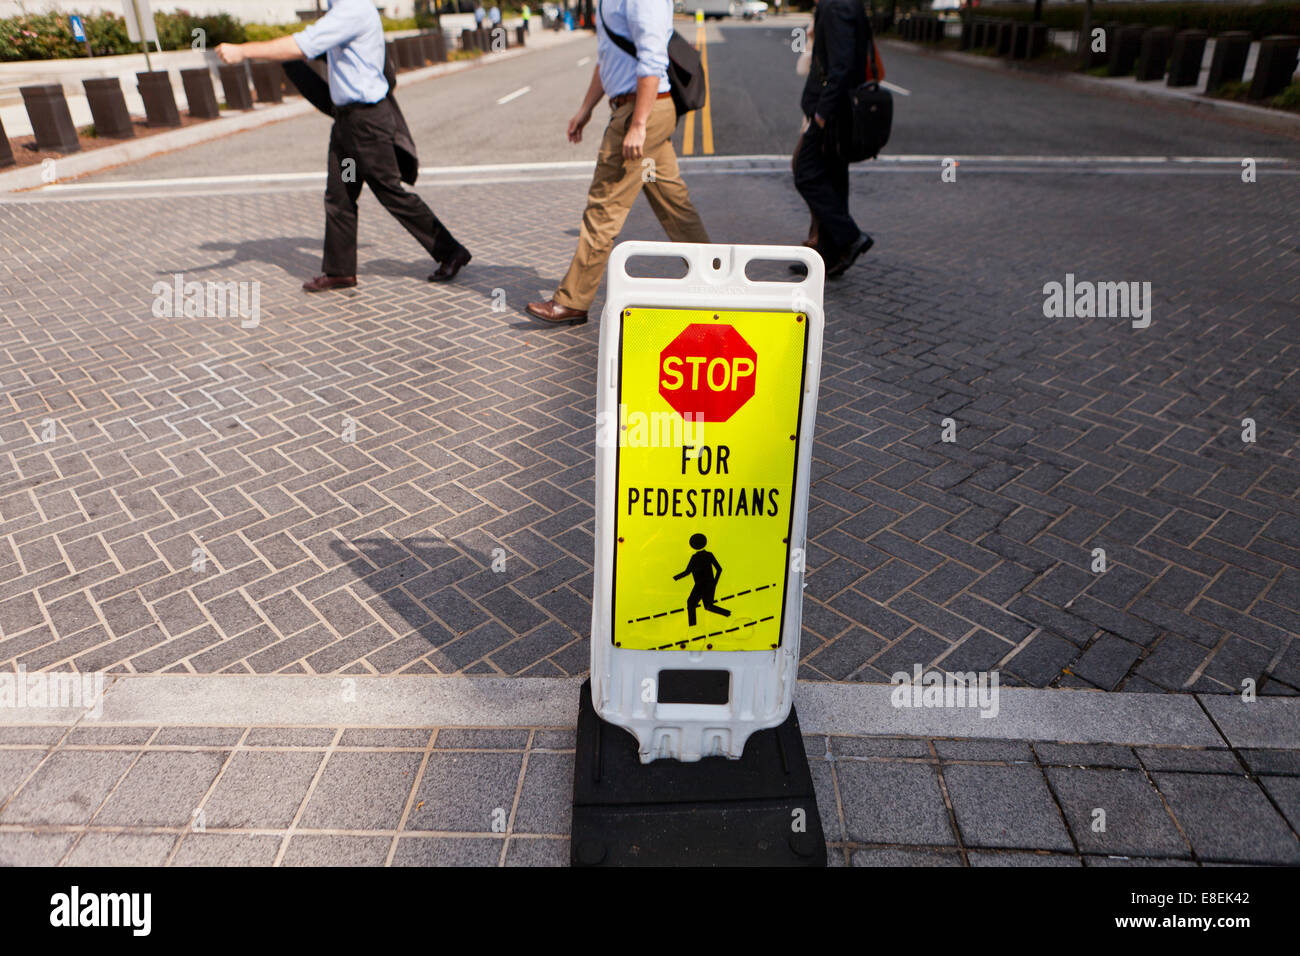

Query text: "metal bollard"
[1248, 35, 1300, 99]
[180, 67, 220, 119]
[1027, 22, 1048, 58]
[996, 20, 1015, 57]
[21, 84, 81, 153]
[1166, 30, 1207, 87]
[402, 35, 427, 68]
[217, 64, 255, 111]
[137, 71, 181, 127]
[0, 115, 16, 168]
[1011, 21, 1030, 59]
[420, 32, 438, 64]
[250, 61, 284, 103]
[1108, 24, 1147, 76]
[1135, 26, 1175, 81]
[1087, 22, 1122, 70]
[82, 77, 134, 139]
[1205, 31, 1251, 92]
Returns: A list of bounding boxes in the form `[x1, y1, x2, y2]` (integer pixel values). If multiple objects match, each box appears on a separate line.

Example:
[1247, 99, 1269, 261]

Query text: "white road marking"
[19, 154, 1295, 200]
[880, 80, 910, 96]
[577, 56, 591, 66]
[495, 85, 532, 105]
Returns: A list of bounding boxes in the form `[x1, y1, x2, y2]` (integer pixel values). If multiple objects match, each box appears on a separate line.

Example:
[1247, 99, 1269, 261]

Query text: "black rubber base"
[570, 679, 826, 866]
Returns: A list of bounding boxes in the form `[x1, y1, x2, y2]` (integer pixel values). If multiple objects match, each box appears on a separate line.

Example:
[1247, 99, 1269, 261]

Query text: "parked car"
[738, 0, 768, 18]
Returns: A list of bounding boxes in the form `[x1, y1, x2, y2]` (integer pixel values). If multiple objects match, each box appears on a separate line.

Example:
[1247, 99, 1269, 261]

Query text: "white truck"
[675, 0, 737, 19]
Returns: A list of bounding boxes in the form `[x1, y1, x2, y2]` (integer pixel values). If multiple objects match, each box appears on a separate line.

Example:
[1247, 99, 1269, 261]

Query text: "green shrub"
[156, 13, 247, 49]
[979, 2, 1300, 40]
[84, 12, 132, 56]
[1269, 81, 1300, 109]
[1, 9, 433, 60]
[0, 12, 87, 60]
[243, 21, 300, 42]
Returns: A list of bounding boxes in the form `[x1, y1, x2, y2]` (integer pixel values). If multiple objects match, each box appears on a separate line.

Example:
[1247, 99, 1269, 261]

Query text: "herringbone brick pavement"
[0, 167, 1296, 692]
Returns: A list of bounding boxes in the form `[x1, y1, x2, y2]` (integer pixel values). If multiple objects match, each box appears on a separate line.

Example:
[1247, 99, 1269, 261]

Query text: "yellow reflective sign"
[612, 307, 809, 651]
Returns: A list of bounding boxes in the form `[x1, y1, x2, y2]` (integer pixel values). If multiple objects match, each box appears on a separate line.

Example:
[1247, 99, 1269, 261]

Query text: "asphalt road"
[81, 17, 1297, 185]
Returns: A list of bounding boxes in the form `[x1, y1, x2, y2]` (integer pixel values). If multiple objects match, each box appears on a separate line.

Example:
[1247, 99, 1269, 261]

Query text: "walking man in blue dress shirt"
[525, 0, 709, 326]
[217, 0, 472, 292]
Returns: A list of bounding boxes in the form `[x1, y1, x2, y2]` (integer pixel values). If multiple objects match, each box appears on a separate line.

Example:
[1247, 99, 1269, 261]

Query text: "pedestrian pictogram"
[674, 533, 731, 626]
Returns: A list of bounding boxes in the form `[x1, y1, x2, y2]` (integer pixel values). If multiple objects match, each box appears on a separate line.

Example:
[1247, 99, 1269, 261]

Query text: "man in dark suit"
[795, 0, 874, 279]
[217, 0, 471, 292]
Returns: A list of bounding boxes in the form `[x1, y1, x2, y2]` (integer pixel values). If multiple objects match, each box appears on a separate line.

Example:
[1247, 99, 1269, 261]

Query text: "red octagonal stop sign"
[659, 323, 757, 422]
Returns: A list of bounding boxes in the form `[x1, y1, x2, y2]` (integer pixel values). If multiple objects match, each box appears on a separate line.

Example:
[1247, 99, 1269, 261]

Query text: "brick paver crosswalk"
[0, 167, 1296, 691]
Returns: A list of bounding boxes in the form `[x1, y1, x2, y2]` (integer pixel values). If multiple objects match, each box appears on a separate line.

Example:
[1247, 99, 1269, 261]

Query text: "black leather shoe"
[302, 274, 357, 292]
[826, 232, 874, 279]
[428, 246, 471, 283]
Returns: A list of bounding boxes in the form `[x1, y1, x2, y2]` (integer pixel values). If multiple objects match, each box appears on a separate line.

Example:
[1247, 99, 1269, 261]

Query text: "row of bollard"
[898, 14, 947, 45]
[457, 24, 525, 54]
[1086, 23, 1297, 97]
[960, 18, 1049, 59]
[898, 14, 1298, 99]
[1, 29, 460, 168]
[388, 29, 454, 71]
[8, 62, 281, 161]
[899, 15, 1050, 60]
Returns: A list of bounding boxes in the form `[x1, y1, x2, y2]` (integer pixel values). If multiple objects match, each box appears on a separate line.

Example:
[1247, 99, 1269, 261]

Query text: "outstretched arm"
[221, 1, 367, 65]
[216, 35, 306, 64]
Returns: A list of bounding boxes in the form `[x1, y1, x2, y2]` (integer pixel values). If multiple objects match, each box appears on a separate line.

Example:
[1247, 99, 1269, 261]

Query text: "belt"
[609, 90, 671, 109]
[336, 99, 385, 114]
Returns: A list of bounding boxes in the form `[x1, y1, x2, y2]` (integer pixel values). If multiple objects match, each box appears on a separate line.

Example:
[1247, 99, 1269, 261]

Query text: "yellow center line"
[682, 77, 695, 156]
[698, 21, 714, 156]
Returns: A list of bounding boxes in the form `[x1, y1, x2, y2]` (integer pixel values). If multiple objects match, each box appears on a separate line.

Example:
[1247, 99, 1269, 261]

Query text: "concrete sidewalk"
[0, 26, 589, 193]
[0, 677, 1296, 866]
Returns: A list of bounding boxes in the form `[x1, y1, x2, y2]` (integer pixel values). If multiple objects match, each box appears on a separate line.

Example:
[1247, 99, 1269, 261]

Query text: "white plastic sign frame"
[592, 240, 825, 763]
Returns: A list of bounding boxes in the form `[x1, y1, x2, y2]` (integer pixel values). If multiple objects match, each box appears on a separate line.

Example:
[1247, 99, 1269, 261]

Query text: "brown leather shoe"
[302, 274, 357, 292]
[526, 299, 588, 326]
[428, 246, 471, 283]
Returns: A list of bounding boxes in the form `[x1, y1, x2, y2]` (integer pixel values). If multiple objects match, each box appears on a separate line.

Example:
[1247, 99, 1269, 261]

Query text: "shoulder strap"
[863, 4, 881, 83]
[598, 0, 638, 61]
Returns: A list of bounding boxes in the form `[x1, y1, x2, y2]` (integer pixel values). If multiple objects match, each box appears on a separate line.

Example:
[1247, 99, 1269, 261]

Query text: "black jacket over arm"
[800, 0, 870, 122]
[282, 53, 421, 185]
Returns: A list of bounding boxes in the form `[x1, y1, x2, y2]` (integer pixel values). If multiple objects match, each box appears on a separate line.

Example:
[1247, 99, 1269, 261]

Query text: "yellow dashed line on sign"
[626, 582, 779, 624]
[654, 616, 776, 651]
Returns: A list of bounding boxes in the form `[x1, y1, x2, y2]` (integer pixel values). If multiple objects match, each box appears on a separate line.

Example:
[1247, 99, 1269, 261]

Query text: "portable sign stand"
[572, 241, 827, 866]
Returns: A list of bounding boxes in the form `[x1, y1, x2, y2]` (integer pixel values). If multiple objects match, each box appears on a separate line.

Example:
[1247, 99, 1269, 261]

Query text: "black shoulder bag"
[837, 17, 892, 162]
[598, 0, 707, 118]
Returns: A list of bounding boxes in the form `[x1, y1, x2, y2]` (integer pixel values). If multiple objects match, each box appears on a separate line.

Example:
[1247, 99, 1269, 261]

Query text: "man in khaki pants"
[526, 0, 709, 326]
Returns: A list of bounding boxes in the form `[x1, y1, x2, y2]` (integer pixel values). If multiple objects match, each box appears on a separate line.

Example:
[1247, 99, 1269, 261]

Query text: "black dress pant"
[793, 118, 860, 261]
[322, 99, 460, 277]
